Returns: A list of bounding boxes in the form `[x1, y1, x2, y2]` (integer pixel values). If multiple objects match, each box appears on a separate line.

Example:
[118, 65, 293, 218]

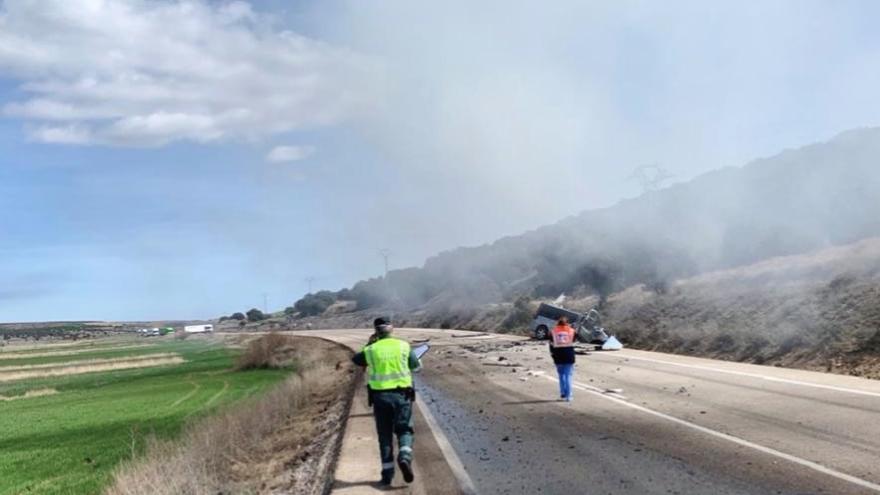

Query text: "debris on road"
[482, 362, 524, 368]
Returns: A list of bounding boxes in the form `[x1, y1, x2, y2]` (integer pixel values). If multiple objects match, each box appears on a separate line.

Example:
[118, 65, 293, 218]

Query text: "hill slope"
[606, 237, 880, 378]
[297, 127, 880, 313]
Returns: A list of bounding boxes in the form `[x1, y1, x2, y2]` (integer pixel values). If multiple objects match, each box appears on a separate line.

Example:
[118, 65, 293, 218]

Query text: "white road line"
[531, 368, 628, 400]
[602, 354, 880, 399]
[542, 375, 880, 493]
[415, 398, 479, 495]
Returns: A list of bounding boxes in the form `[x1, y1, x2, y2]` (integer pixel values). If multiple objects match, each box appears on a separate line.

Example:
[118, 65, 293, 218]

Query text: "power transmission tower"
[262, 292, 268, 314]
[304, 277, 316, 294]
[379, 249, 391, 278]
[628, 164, 675, 193]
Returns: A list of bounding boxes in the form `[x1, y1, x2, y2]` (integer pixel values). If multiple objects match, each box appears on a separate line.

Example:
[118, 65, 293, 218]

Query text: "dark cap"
[373, 317, 393, 335]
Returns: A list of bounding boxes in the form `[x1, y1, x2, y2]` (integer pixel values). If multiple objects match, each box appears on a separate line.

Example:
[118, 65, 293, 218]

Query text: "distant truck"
[529, 303, 622, 350]
[184, 324, 214, 334]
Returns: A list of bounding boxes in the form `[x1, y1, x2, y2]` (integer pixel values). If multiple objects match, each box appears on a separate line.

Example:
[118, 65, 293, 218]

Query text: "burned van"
[529, 303, 582, 340]
[529, 304, 621, 349]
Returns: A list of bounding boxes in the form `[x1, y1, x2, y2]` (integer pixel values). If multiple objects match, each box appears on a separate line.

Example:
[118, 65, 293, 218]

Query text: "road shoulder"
[331, 374, 465, 495]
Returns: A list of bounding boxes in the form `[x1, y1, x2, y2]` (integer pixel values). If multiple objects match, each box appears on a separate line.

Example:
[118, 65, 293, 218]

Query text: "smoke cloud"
[305, 0, 880, 272]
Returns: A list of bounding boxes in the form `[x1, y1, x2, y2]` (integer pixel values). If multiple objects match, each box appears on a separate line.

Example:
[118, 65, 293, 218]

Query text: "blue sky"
[3, 0, 880, 321]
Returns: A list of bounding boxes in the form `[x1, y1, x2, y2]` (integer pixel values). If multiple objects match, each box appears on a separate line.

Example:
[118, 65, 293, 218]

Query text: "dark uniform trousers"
[372, 389, 414, 478]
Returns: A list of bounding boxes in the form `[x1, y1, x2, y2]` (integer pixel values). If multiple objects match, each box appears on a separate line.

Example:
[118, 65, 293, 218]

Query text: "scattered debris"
[482, 362, 524, 368]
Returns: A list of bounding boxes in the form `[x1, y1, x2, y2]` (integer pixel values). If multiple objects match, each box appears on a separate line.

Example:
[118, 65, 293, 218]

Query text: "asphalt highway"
[304, 328, 880, 495]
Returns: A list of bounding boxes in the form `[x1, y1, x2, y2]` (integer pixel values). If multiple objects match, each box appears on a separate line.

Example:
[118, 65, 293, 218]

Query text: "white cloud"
[266, 145, 316, 163]
[0, 0, 378, 146]
[27, 124, 93, 145]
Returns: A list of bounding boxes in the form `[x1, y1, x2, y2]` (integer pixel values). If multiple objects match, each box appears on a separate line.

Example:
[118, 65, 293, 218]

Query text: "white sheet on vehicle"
[601, 336, 623, 351]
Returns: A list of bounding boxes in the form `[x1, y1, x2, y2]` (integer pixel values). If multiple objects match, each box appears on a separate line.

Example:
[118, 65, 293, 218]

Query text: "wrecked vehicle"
[529, 303, 622, 350]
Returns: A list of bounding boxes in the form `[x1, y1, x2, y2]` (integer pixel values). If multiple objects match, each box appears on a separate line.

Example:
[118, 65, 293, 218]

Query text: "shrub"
[501, 296, 533, 331]
[246, 308, 266, 322]
[236, 333, 293, 370]
[293, 291, 336, 317]
[230, 312, 246, 321]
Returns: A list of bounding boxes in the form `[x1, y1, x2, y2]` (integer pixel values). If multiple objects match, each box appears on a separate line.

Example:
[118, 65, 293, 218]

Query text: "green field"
[0, 338, 290, 495]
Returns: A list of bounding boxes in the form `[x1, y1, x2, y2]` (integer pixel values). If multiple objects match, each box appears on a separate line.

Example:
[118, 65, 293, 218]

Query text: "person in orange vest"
[549, 316, 576, 401]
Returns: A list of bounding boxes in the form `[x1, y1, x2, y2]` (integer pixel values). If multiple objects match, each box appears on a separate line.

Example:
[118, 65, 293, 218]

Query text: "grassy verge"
[0, 338, 289, 495]
[107, 335, 356, 495]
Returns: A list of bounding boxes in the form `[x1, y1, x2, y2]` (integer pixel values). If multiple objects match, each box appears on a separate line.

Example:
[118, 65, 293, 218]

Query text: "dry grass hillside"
[605, 238, 880, 378]
[292, 238, 880, 380]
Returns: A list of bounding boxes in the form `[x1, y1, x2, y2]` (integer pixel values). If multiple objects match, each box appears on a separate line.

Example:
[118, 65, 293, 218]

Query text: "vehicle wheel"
[534, 325, 549, 340]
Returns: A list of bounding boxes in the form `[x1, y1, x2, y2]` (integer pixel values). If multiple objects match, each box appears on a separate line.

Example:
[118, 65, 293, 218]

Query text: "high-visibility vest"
[364, 337, 413, 390]
[551, 324, 576, 347]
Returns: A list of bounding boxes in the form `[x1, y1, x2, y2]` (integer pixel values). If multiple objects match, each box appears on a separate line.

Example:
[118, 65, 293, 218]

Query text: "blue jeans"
[556, 364, 573, 399]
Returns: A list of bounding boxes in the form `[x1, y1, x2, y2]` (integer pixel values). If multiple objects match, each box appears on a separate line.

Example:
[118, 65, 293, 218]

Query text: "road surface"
[303, 328, 880, 495]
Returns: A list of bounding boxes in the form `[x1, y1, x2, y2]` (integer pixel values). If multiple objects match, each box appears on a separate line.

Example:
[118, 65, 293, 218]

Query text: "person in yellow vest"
[352, 317, 422, 486]
[549, 316, 577, 402]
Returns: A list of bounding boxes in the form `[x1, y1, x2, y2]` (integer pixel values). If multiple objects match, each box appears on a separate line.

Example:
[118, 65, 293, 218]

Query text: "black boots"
[398, 457, 414, 483]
